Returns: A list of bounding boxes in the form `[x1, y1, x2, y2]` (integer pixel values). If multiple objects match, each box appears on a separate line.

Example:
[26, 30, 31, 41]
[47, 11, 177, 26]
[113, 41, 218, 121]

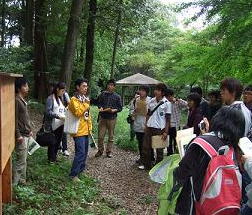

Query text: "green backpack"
[149, 154, 182, 215]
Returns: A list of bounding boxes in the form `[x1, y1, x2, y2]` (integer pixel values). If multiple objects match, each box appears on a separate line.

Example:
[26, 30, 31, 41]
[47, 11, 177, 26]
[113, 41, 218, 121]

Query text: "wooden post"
[0, 73, 22, 215]
[2, 158, 12, 203]
[0, 174, 2, 214]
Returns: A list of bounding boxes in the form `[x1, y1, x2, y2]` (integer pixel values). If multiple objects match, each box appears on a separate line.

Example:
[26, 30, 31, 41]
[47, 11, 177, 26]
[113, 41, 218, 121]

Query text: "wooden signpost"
[0, 73, 22, 214]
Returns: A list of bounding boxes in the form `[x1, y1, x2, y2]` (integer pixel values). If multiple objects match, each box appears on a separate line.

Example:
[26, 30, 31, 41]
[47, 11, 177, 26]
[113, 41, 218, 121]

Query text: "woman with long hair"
[44, 82, 66, 163]
[185, 93, 203, 136]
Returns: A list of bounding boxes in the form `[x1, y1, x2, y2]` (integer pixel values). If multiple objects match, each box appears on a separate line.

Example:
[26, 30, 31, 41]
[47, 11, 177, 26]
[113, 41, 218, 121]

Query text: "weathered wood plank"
[2, 158, 12, 203]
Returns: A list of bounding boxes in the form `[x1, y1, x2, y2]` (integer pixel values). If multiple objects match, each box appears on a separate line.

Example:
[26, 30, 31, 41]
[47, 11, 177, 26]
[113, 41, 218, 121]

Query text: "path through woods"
[31, 110, 159, 215]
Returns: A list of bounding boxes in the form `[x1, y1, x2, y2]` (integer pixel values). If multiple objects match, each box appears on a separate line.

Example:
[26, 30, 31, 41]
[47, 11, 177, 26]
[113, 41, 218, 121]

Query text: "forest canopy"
[0, 0, 251, 99]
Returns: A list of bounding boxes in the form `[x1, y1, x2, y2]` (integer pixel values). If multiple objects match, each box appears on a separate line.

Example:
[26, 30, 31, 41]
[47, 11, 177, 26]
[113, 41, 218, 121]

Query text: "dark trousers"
[242, 170, 252, 203]
[135, 132, 144, 159]
[241, 204, 252, 215]
[70, 136, 89, 177]
[61, 132, 68, 151]
[130, 123, 135, 141]
[167, 127, 177, 155]
[48, 125, 64, 162]
[142, 127, 164, 169]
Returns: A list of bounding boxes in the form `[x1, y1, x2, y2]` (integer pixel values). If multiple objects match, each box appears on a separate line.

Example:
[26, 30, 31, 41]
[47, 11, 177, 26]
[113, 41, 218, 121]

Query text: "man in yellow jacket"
[68, 78, 92, 182]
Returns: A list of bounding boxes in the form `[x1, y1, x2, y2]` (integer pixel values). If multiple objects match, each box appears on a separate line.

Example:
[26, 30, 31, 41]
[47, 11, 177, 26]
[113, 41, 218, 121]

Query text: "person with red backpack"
[174, 106, 245, 215]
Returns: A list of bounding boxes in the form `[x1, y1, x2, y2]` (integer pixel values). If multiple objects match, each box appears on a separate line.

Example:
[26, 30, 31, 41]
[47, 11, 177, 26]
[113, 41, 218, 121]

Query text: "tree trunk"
[34, 0, 48, 101]
[79, 32, 85, 63]
[60, 0, 85, 90]
[83, 0, 97, 83]
[1, 0, 6, 47]
[24, 0, 34, 45]
[110, 0, 123, 79]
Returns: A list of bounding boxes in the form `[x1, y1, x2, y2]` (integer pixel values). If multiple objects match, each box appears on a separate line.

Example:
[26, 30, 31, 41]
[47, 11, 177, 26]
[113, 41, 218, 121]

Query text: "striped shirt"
[170, 99, 188, 129]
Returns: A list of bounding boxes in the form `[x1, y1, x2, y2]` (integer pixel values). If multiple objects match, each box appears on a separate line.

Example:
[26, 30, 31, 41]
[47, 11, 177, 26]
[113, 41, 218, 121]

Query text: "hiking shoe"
[63, 150, 70, 156]
[72, 176, 81, 183]
[138, 165, 145, 170]
[95, 151, 103, 157]
[106, 153, 112, 158]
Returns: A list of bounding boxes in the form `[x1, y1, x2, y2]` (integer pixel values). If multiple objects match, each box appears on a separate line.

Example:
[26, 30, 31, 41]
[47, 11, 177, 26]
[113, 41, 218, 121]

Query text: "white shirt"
[231, 101, 252, 137]
[147, 97, 172, 130]
[133, 96, 151, 133]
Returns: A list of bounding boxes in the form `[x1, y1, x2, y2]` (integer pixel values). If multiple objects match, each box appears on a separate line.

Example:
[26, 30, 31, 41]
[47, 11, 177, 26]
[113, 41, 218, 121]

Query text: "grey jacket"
[44, 95, 60, 132]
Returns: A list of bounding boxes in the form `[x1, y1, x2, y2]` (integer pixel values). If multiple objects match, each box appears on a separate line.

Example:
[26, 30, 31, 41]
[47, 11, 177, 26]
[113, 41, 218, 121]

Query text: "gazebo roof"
[116, 73, 161, 86]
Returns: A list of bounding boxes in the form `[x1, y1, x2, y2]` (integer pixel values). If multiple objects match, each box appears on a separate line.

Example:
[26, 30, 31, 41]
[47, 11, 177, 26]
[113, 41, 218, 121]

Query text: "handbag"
[64, 109, 80, 134]
[36, 115, 55, 147]
[36, 126, 55, 147]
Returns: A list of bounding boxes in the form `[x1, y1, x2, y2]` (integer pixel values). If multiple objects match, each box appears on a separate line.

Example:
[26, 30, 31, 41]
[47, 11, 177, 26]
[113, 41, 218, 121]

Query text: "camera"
[198, 120, 206, 130]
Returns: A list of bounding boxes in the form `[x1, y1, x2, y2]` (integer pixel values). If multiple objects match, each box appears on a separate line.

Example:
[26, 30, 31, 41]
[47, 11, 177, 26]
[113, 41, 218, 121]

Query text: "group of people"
[128, 79, 252, 169]
[14, 78, 122, 184]
[127, 78, 252, 214]
[13, 74, 252, 214]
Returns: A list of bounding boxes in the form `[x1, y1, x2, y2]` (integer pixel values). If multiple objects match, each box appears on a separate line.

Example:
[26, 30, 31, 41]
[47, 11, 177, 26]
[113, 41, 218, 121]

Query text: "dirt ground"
[30, 110, 159, 215]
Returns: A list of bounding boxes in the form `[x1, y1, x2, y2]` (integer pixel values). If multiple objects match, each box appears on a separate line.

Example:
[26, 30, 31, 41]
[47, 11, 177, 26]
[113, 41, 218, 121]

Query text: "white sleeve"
[147, 100, 152, 111]
[166, 102, 172, 114]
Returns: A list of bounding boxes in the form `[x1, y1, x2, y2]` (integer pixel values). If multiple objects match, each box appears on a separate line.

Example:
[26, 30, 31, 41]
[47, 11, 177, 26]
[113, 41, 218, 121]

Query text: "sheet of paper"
[239, 137, 252, 156]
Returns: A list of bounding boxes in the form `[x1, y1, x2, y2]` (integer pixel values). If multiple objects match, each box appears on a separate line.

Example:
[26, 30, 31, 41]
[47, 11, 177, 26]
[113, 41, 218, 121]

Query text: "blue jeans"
[70, 136, 89, 177]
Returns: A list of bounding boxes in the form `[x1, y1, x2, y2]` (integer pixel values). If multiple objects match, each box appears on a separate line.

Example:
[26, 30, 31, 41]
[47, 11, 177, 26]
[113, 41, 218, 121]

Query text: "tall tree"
[60, 0, 85, 90]
[24, 0, 34, 45]
[110, 0, 123, 79]
[34, 0, 48, 101]
[1, 0, 6, 47]
[84, 0, 97, 83]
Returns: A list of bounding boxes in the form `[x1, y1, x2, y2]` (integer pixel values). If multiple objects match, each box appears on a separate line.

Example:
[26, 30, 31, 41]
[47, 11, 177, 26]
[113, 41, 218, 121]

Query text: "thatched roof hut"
[116, 73, 161, 86]
[116, 73, 161, 105]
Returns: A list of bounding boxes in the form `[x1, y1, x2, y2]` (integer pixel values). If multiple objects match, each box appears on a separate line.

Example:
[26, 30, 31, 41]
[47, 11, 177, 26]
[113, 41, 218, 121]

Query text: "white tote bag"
[52, 98, 65, 131]
[64, 109, 80, 134]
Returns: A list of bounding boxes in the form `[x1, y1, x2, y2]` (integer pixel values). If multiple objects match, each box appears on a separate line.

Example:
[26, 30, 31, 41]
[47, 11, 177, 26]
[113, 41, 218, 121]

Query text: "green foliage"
[172, 0, 252, 89]
[0, 46, 32, 77]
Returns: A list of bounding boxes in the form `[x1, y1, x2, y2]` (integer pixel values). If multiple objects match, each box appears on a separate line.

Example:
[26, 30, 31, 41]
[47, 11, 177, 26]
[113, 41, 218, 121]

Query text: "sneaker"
[63, 150, 70, 156]
[72, 176, 81, 183]
[138, 165, 145, 170]
[106, 153, 112, 158]
[59, 149, 63, 154]
[95, 151, 103, 157]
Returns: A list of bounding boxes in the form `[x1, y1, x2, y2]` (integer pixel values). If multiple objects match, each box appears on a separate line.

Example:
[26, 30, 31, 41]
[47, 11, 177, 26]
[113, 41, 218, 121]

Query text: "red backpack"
[192, 137, 242, 215]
